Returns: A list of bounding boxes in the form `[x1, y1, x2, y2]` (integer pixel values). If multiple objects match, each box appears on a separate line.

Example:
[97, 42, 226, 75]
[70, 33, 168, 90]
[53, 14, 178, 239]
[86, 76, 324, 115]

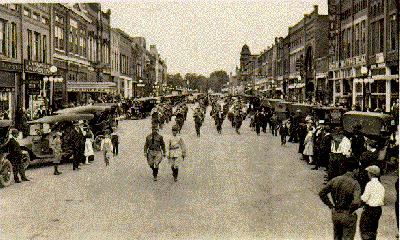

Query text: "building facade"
[328, 0, 399, 111]
[111, 28, 133, 99]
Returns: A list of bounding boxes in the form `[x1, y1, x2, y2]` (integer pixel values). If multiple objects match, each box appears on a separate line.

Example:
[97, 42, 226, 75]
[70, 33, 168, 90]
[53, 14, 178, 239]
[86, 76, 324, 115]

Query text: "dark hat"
[353, 124, 362, 131]
[10, 128, 19, 135]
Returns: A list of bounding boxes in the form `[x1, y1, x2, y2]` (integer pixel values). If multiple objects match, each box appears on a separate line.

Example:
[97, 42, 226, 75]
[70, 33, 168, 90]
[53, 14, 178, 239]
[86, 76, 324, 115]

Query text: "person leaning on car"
[0, 129, 30, 183]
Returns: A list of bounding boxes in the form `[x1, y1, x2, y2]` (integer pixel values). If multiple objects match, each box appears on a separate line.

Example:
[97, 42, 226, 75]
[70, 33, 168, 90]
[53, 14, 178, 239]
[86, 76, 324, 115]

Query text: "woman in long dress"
[303, 126, 314, 164]
[168, 125, 187, 182]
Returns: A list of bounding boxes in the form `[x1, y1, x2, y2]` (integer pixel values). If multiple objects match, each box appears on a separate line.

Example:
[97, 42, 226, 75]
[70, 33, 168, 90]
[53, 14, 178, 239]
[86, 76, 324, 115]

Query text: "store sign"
[0, 61, 22, 72]
[24, 60, 51, 75]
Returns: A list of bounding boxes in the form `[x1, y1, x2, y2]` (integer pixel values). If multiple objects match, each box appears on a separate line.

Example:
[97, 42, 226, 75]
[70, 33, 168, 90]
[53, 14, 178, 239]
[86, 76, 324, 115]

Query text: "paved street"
[0, 106, 397, 240]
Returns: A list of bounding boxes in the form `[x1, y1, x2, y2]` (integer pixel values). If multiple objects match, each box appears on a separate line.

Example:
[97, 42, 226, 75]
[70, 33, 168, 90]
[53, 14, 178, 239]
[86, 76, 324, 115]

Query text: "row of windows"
[0, 19, 18, 59]
[23, 6, 49, 24]
[354, 0, 368, 14]
[26, 29, 47, 63]
[370, 1, 385, 17]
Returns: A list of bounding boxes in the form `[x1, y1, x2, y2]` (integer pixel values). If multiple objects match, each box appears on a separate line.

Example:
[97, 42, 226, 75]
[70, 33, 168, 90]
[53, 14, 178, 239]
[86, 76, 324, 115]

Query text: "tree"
[208, 70, 229, 92]
[185, 73, 208, 92]
[167, 73, 185, 89]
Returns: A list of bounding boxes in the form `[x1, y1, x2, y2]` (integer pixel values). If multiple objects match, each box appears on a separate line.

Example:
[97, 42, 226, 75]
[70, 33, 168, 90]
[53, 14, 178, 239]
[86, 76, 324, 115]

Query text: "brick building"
[328, 0, 399, 111]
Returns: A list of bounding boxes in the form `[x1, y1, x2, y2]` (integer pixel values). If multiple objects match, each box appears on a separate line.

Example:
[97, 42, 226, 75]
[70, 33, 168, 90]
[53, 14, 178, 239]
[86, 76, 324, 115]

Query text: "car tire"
[0, 157, 13, 188]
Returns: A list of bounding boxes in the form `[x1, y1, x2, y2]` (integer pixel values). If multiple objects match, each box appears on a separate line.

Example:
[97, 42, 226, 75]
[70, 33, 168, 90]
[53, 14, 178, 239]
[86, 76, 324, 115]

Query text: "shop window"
[343, 80, 351, 94]
[371, 81, 386, 94]
[355, 82, 363, 93]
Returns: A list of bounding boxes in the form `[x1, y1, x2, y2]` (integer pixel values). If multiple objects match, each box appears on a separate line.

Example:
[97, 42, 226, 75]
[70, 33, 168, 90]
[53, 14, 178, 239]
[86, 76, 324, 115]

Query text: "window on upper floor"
[27, 29, 32, 60]
[390, 15, 398, 51]
[23, 8, 30, 17]
[42, 35, 47, 63]
[32, 12, 39, 20]
[7, 4, 18, 11]
[11, 22, 17, 58]
[0, 19, 6, 56]
[41, 17, 48, 24]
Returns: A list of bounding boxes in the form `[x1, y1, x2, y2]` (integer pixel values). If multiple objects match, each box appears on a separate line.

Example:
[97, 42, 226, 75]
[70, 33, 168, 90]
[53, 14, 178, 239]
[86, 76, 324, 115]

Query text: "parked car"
[0, 120, 14, 188]
[19, 113, 94, 168]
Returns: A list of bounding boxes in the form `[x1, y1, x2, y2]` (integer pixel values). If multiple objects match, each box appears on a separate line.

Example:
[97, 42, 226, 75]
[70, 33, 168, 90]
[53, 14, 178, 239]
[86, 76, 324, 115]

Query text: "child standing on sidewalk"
[101, 131, 113, 166]
[111, 127, 119, 157]
[84, 132, 94, 165]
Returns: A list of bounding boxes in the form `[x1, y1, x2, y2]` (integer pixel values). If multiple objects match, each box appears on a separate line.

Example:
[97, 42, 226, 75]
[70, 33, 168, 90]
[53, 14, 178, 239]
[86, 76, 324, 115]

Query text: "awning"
[372, 74, 399, 81]
[67, 81, 117, 93]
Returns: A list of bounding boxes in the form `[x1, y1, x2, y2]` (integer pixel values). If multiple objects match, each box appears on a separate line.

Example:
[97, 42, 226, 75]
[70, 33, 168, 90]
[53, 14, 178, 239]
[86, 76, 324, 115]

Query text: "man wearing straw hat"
[144, 124, 165, 181]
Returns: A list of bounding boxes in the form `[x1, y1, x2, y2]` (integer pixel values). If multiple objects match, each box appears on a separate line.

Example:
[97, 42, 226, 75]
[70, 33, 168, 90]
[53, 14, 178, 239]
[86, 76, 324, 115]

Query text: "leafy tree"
[167, 73, 185, 89]
[208, 70, 229, 92]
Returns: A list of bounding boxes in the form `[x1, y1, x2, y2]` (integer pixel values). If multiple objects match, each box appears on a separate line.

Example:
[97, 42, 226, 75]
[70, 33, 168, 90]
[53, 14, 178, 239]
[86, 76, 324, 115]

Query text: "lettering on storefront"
[24, 60, 51, 75]
[0, 61, 22, 72]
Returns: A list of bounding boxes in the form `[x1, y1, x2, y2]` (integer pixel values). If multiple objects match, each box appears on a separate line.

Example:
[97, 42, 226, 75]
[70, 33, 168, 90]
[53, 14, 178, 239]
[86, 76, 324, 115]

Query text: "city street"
[0, 106, 397, 240]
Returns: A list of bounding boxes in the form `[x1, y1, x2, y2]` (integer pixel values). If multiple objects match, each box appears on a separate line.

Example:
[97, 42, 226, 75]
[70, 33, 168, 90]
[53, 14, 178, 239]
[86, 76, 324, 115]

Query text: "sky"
[102, 0, 328, 77]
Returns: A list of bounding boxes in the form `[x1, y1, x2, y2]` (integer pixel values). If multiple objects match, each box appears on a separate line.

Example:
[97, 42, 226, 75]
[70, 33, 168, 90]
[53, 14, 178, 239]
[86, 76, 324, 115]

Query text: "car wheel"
[0, 157, 13, 188]
[21, 151, 31, 170]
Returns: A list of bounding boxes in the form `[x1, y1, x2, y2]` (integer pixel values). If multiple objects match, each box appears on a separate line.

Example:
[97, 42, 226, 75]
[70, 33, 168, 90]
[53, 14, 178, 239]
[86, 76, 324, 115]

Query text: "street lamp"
[361, 66, 369, 111]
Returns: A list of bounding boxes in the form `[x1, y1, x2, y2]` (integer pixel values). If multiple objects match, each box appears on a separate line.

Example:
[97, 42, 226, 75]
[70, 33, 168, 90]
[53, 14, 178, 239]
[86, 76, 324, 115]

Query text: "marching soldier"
[193, 108, 203, 137]
[167, 125, 187, 182]
[144, 124, 166, 181]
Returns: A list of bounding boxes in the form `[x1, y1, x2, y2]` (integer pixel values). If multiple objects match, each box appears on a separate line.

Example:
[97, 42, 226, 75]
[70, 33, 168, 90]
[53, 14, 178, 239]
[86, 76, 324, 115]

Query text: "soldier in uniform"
[167, 125, 187, 182]
[193, 108, 203, 137]
[144, 124, 166, 181]
[215, 110, 224, 134]
[254, 109, 262, 136]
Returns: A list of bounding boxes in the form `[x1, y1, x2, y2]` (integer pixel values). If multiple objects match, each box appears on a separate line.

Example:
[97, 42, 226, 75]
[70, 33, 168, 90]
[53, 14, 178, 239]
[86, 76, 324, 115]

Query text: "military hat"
[365, 165, 380, 176]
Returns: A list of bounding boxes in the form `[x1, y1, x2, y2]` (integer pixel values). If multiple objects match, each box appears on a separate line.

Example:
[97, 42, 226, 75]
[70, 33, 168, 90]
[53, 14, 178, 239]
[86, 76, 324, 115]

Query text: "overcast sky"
[102, 0, 328, 76]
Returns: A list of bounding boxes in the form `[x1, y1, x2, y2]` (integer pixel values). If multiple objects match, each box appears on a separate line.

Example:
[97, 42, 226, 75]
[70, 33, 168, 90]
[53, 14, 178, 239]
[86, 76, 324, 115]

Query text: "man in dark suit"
[2, 129, 30, 183]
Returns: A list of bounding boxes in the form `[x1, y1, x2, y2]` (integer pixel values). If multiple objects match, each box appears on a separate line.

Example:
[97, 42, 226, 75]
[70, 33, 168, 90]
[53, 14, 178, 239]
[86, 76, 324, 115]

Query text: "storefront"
[66, 81, 117, 103]
[0, 61, 22, 121]
[23, 60, 53, 118]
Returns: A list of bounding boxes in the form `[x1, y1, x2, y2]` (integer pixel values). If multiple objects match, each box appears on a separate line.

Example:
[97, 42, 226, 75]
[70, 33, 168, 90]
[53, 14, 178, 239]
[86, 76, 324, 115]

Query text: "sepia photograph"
[0, 0, 398, 239]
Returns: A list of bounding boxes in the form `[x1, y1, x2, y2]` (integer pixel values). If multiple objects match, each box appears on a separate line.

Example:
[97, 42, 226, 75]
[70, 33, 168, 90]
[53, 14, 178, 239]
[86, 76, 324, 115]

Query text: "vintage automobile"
[274, 101, 292, 121]
[19, 113, 94, 168]
[342, 111, 394, 138]
[0, 120, 15, 187]
[312, 106, 346, 127]
[343, 111, 398, 173]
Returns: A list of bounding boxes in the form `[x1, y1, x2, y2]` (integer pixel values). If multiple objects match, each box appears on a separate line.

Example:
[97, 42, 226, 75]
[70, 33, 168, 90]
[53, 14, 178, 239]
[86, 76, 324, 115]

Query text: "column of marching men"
[148, 95, 397, 240]
[4, 95, 397, 239]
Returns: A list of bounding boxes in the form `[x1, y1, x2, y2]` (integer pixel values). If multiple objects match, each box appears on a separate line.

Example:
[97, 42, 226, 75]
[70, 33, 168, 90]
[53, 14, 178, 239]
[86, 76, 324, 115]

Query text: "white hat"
[365, 165, 380, 176]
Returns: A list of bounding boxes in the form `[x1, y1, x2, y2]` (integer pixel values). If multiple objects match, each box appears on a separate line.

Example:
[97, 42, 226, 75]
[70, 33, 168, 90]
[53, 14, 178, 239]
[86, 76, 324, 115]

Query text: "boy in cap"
[360, 165, 385, 240]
